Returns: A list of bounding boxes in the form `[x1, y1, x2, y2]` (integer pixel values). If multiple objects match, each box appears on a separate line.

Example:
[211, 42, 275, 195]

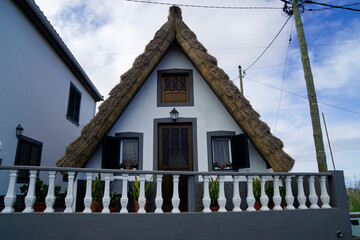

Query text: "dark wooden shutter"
[231, 133, 250, 169]
[102, 136, 120, 169]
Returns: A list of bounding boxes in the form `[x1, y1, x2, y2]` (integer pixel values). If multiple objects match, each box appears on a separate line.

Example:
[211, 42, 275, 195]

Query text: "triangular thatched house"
[57, 6, 294, 175]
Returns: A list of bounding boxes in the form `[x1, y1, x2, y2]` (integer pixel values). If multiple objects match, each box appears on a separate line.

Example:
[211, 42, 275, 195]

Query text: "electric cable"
[124, 0, 282, 10]
[274, 19, 294, 133]
[243, 16, 292, 73]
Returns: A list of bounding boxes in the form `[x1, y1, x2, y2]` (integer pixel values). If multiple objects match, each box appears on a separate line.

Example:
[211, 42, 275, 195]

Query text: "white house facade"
[85, 44, 268, 173]
[0, 0, 102, 193]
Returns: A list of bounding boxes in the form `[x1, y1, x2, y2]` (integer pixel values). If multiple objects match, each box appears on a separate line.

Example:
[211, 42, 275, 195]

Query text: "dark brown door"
[158, 123, 193, 212]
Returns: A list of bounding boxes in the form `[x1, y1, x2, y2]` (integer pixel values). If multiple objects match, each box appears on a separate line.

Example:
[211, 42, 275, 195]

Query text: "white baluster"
[2, 170, 18, 213]
[232, 175, 241, 212]
[218, 175, 227, 212]
[202, 175, 211, 213]
[120, 174, 128, 213]
[44, 171, 56, 213]
[285, 176, 295, 210]
[102, 173, 111, 213]
[272, 176, 282, 210]
[260, 176, 269, 211]
[155, 174, 163, 213]
[308, 176, 320, 209]
[138, 174, 146, 213]
[83, 173, 93, 213]
[320, 176, 331, 209]
[246, 176, 256, 211]
[171, 175, 180, 213]
[64, 172, 75, 213]
[23, 170, 37, 213]
[297, 176, 307, 209]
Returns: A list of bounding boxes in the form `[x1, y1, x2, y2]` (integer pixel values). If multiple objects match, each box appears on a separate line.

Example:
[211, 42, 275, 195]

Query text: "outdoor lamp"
[170, 108, 179, 122]
[16, 124, 24, 137]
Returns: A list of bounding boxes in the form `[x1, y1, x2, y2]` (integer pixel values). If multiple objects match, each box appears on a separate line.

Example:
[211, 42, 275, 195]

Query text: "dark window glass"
[67, 83, 81, 124]
[15, 137, 42, 183]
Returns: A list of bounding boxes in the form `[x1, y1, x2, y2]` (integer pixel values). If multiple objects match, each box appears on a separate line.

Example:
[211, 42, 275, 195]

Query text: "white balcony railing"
[0, 166, 333, 214]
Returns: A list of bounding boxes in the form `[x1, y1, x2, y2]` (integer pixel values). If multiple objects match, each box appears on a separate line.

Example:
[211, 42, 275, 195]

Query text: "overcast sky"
[34, 0, 360, 184]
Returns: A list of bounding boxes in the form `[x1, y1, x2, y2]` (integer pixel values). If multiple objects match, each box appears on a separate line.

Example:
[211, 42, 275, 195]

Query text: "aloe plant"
[130, 175, 154, 200]
[91, 173, 103, 204]
[252, 177, 261, 203]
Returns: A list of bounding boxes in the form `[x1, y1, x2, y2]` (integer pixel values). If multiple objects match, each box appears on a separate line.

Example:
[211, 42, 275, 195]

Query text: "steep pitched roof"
[57, 6, 294, 172]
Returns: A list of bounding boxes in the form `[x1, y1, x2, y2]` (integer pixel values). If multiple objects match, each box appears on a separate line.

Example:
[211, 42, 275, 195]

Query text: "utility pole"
[287, 0, 328, 172]
[238, 65, 244, 95]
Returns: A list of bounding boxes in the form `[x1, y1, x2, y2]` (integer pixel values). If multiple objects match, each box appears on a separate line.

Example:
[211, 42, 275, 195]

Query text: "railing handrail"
[0, 165, 334, 177]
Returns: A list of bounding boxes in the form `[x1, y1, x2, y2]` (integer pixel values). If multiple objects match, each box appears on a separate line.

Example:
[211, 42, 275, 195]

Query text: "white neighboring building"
[0, 0, 102, 193]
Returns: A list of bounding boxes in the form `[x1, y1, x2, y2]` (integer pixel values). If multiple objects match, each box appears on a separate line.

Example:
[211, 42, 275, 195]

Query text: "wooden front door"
[158, 123, 193, 212]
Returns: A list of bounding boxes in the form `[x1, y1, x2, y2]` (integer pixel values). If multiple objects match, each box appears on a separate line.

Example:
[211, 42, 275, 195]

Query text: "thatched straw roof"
[57, 6, 294, 172]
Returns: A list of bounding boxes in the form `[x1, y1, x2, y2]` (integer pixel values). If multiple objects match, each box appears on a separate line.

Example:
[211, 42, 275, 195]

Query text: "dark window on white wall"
[102, 132, 143, 170]
[14, 136, 43, 183]
[66, 83, 81, 125]
[207, 131, 249, 171]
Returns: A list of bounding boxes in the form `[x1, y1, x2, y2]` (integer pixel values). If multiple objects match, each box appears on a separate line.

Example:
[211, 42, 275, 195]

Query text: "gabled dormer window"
[157, 69, 194, 107]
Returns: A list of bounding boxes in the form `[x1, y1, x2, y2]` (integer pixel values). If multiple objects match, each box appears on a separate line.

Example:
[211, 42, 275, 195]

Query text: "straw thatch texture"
[57, 6, 294, 172]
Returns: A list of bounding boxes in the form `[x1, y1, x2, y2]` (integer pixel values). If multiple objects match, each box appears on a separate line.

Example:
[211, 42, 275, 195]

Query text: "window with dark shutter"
[102, 133, 143, 170]
[231, 133, 250, 169]
[14, 136, 43, 183]
[66, 83, 81, 125]
[207, 131, 250, 171]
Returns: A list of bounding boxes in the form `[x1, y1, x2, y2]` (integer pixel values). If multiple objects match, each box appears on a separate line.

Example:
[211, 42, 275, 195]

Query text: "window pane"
[120, 140, 138, 166]
[171, 128, 180, 166]
[162, 128, 170, 166]
[212, 138, 231, 166]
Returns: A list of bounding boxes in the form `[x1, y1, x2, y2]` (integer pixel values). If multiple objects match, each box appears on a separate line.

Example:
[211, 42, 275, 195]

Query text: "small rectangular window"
[161, 74, 189, 103]
[120, 139, 139, 169]
[15, 136, 42, 183]
[66, 83, 81, 124]
[212, 138, 232, 170]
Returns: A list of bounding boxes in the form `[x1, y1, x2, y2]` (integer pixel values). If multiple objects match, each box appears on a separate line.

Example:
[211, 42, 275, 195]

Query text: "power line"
[274, 19, 294, 132]
[124, 0, 282, 10]
[244, 76, 360, 115]
[304, 1, 360, 12]
[243, 16, 292, 73]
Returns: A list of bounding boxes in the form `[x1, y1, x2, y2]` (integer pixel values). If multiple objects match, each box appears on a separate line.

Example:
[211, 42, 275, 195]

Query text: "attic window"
[162, 74, 189, 103]
[157, 69, 194, 107]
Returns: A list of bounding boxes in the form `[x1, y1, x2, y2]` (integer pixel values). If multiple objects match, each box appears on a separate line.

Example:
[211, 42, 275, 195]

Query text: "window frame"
[66, 82, 82, 126]
[102, 132, 143, 170]
[157, 69, 194, 107]
[14, 135, 43, 183]
[207, 131, 235, 171]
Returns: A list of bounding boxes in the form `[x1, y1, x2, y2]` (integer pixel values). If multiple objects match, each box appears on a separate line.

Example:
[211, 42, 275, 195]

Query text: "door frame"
[153, 117, 198, 212]
[153, 117, 198, 171]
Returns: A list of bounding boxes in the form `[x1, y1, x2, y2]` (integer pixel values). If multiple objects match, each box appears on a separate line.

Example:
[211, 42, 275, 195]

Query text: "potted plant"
[109, 192, 120, 212]
[130, 175, 153, 212]
[20, 179, 61, 212]
[213, 162, 220, 170]
[225, 161, 232, 169]
[91, 173, 104, 212]
[252, 177, 261, 210]
[209, 177, 220, 211]
[130, 161, 138, 169]
[119, 162, 125, 169]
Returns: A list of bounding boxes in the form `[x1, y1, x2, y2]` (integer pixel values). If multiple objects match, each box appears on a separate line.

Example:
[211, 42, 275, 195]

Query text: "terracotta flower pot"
[109, 206, 118, 213]
[254, 202, 261, 210]
[210, 205, 219, 212]
[134, 200, 149, 212]
[91, 201, 103, 212]
[33, 202, 46, 212]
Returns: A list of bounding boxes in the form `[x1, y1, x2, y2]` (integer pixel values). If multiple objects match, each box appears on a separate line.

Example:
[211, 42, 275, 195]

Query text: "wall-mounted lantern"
[16, 124, 24, 138]
[170, 108, 179, 122]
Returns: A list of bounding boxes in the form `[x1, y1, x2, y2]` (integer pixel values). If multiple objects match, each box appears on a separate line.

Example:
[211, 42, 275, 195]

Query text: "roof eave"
[14, 0, 103, 101]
